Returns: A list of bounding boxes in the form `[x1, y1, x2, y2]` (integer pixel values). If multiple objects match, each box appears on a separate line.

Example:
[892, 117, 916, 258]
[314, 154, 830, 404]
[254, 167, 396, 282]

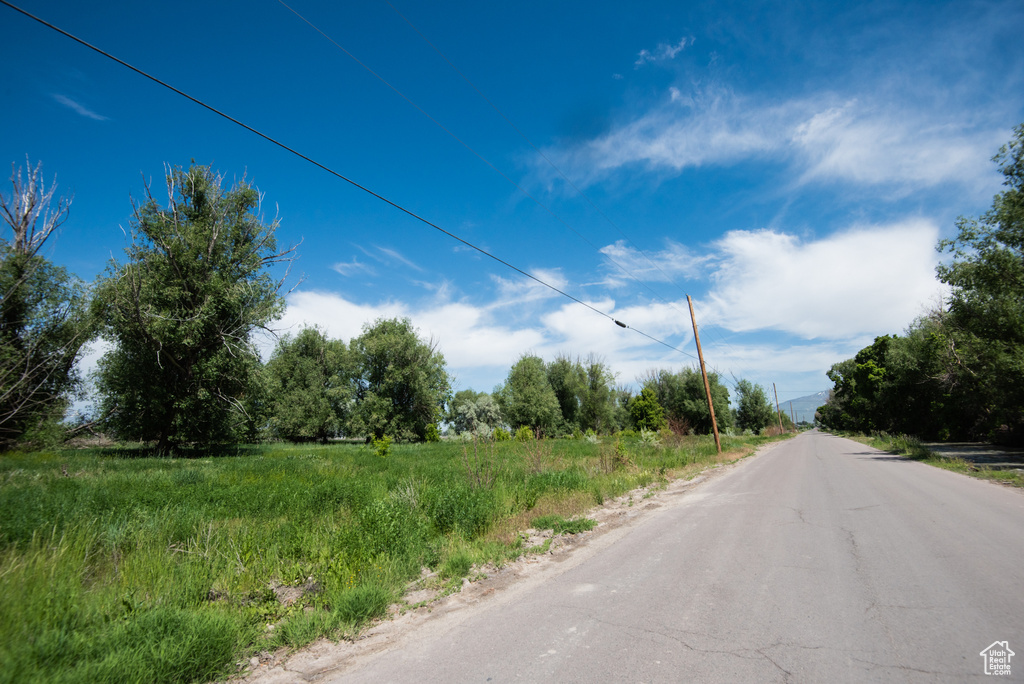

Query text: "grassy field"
[0, 432, 785, 683]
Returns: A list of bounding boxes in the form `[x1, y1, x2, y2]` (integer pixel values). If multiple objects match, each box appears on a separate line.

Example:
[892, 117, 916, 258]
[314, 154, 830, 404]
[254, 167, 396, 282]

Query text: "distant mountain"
[779, 391, 831, 424]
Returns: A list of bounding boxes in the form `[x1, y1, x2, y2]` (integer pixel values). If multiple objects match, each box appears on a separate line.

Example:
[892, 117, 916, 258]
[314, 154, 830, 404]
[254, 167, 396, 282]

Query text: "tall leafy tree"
[94, 165, 294, 451]
[546, 354, 586, 433]
[936, 123, 1024, 440]
[349, 317, 450, 441]
[264, 327, 354, 442]
[0, 160, 91, 448]
[579, 355, 617, 433]
[734, 380, 776, 434]
[495, 354, 560, 434]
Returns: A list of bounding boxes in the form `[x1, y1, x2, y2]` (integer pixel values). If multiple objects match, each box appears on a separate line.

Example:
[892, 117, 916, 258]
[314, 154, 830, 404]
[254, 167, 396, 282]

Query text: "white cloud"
[331, 258, 375, 276]
[702, 220, 945, 339]
[51, 94, 108, 121]
[488, 268, 569, 309]
[792, 102, 1002, 195]
[258, 217, 946, 395]
[544, 85, 790, 186]
[268, 290, 545, 370]
[542, 86, 1002, 196]
[635, 37, 694, 67]
[599, 239, 706, 287]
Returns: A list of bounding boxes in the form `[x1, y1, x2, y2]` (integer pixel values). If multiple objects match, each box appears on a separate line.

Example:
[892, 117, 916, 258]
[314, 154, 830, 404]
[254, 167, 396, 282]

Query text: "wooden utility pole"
[773, 383, 784, 433]
[687, 296, 721, 453]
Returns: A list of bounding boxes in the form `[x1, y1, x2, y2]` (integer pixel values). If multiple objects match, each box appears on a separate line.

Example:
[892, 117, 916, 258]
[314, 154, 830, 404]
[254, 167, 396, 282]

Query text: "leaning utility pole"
[687, 295, 721, 453]
[773, 383, 784, 433]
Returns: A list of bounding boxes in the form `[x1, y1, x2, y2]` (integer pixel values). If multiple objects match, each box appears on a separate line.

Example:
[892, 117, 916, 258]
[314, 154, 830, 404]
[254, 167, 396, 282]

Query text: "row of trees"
[817, 124, 1024, 444]
[1, 160, 788, 451]
[453, 353, 784, 439]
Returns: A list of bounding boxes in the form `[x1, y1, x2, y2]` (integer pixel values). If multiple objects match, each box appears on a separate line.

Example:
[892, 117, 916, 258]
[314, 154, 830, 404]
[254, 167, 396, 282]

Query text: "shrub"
[372, 434, 392, 458]
[515, 425, 535, 442]
[424, 424, 441, 442]
[639, 428, 662, 447]
[493, 427, 511, 441]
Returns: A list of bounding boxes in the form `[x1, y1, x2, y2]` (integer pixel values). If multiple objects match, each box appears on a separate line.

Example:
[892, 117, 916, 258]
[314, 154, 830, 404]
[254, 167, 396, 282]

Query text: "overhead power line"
[275, 0, 694, 326]
[380, 3, 751, 379]
[385, 1, 694, 294]
[0, 0, 699, 363]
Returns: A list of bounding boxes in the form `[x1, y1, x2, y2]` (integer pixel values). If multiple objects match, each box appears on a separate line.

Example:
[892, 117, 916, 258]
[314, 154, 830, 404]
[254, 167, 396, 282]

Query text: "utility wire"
[383, 3, 752, 379]
[0, 0, 698, 362]
[385, 1, 694, 298]
[383, 2, 729, 344]
[276, 0, 695, 331]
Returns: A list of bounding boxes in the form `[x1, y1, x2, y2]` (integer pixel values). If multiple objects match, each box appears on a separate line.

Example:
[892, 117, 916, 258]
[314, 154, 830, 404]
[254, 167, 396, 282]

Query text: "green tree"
[546, 354, 586, 433]
[579, 355, 617, 434]
[0, 160, 92, 448]
[817, 336, 897, 434]
[936, 123, 1024, 440]
[264, 327, 354, 442]
[628, 386, 667, 432]
[94, 165, 293, 451]
[494, 354, 560, 434]
[447, 389, 503, 436]
[611, 385, 634, 432]
[349, 317, 450, 441]
[817, 313, 988, 440]
[734, 380, 775, 434]
[641, 368, 732, 434]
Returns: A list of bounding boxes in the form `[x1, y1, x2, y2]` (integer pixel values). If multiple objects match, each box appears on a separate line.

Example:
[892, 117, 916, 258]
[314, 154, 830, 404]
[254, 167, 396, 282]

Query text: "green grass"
[530, 514, 597, 534]
[0, 432, 787, 682]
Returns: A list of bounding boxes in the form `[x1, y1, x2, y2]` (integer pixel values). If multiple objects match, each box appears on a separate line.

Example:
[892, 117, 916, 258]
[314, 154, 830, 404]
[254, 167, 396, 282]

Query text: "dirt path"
[234, 440, 786, 683]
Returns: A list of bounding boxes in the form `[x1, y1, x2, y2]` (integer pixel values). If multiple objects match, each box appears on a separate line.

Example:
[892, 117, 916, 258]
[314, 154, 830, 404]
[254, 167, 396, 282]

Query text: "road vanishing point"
[267, 430, 1024, 683]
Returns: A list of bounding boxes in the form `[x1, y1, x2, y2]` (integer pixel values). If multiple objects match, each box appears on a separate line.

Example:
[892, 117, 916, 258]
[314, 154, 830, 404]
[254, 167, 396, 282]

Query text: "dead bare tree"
[0, 159, 90, 448]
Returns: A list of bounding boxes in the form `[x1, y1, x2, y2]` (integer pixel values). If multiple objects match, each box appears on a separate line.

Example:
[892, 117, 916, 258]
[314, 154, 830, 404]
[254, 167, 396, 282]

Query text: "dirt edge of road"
[236, 438, 790, 683]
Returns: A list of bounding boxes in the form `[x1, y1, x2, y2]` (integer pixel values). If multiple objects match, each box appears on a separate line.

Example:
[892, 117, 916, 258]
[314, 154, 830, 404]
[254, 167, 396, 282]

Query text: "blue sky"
[2, 0, 1023, 407]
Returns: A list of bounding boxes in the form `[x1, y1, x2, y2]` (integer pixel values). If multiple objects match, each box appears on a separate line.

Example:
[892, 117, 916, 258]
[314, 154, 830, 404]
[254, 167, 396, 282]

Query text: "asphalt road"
[328, 431, 1024, 683]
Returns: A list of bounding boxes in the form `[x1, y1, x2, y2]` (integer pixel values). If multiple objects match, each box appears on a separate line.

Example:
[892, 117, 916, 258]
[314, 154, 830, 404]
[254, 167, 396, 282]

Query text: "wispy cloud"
[331, 258, 375, 277]
[791, 102, 1003, 196]
[377, 246, 424, 272]
[599, 239, 708, 288]
[51, 94, 108, 121]
[543, 85, 790, 186]
[245, 212, 945, 396]
[489, 268, 569, 310]
[635, 37, 694, 67]
[342, 244, 424, 274]
[541, 86, 1004, 198]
